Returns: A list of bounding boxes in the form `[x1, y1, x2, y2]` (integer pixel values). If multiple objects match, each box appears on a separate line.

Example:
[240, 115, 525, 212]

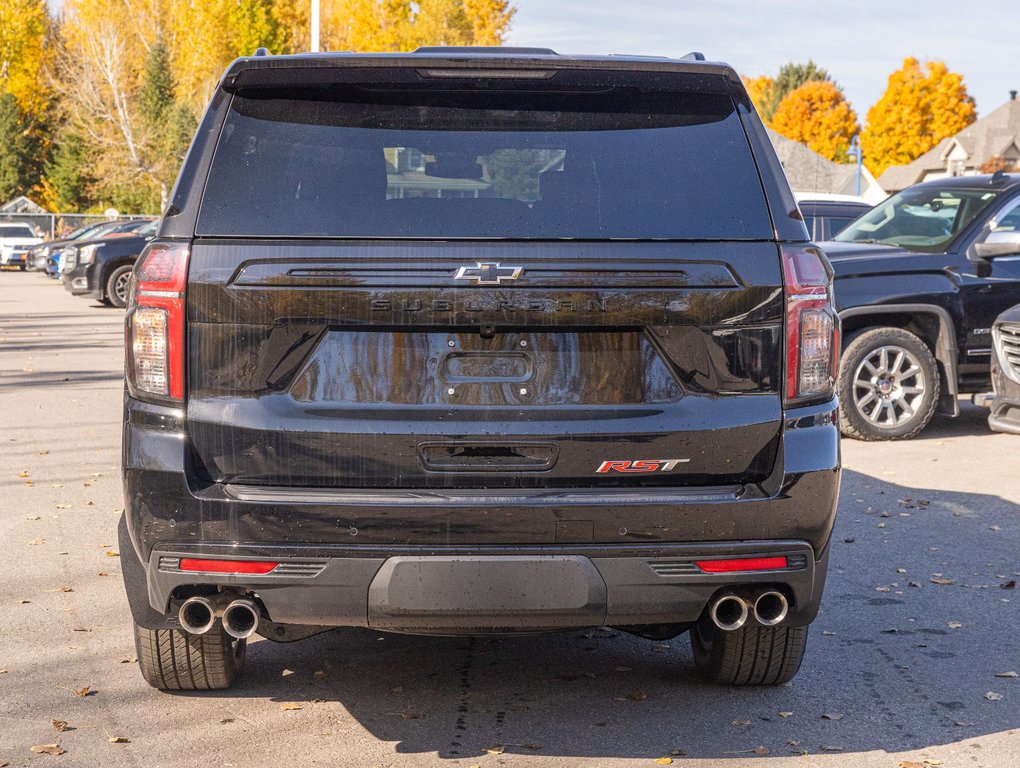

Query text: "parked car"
[795, 194, 872, 241]
[824, 172, 1020, 440]
[61, 220, 157, 307]
[0, 222, 44, 269]
[120, 47, 840, 691]
[51, 220, 152, 278]
[29, 221, 127, 272]
[988, 304, 1020, 434]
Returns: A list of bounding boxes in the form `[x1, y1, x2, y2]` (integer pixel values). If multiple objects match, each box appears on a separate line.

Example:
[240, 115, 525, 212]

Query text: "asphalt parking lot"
[1, 268, 1018, 768]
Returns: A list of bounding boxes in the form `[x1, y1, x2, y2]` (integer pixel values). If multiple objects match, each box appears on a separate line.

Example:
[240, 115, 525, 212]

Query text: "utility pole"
[311, 0, 320, 52]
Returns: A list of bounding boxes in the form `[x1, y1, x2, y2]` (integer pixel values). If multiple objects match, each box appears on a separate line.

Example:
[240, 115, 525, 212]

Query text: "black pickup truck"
[826, 172, 1020, 439]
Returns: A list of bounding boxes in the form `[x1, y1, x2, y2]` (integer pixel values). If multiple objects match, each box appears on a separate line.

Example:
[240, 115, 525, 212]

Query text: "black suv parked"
[120, 48, 841, 690]
[62, 220, 157, 307]
[826, 173, 1020, 440]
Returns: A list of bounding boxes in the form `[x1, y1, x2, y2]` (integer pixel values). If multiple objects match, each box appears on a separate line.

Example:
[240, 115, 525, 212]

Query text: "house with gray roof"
[879, 92, 1020, 192]
[766, 128, 886, 204]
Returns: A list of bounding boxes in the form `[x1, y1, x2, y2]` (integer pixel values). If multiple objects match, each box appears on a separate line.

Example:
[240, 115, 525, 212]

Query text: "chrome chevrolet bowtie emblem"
[453, 262, 523, 285]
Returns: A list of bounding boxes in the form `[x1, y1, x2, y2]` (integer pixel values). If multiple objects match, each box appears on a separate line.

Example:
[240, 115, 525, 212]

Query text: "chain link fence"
[0, 212, 156, 240]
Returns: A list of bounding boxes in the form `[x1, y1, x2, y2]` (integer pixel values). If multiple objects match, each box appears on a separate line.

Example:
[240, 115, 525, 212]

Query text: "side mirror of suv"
[973, 230, 1020, 260]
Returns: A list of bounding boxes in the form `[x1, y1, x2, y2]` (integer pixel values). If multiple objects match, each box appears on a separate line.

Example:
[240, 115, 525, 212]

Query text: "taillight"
[782, 246, 839, 404]
[125, 241, 190, 402]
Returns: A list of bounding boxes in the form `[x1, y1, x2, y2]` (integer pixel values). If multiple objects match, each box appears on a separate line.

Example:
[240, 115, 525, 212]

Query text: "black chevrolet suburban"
[120, 47, 841, 690]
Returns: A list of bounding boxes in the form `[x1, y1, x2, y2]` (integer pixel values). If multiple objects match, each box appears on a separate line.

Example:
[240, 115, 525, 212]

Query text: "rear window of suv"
[197, 70, 772, 240]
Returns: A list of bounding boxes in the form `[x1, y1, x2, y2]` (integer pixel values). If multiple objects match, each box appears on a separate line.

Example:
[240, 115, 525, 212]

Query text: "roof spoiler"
[413, 46, 559, 55]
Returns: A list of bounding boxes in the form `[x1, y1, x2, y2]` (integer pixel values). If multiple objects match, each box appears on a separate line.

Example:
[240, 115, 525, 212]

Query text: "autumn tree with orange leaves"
[770, 80, 860, 161]
[862, 57, 976, 175]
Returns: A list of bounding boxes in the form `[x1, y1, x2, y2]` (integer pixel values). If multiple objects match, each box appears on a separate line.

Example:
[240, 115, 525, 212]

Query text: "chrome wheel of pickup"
[838, 327, 940, 441]
[853, 345, 926, 426]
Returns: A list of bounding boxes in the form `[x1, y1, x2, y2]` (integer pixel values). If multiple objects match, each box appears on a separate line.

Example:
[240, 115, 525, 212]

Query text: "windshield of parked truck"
[834, 186, 1002, 252]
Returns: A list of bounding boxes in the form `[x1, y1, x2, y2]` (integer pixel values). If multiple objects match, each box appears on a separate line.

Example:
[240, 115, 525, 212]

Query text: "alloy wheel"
[852, 345, 926, 427]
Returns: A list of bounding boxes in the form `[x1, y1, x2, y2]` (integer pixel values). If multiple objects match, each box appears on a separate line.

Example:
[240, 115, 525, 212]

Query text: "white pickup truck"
[0, 223, 44, 270]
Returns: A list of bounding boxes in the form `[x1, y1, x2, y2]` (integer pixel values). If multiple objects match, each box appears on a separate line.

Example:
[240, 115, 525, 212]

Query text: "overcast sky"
[508, 1, 1016, 118]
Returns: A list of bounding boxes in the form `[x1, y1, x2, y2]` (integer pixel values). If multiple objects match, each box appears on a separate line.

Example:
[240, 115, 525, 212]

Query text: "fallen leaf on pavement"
[108, 737, 129, 744]
[898, 762, 924, 768]
[1001, 580, 1017, 590]
[484, 745, 505, 755]
[930, 577, 954, 586]
[820, 745, 844, 751]
[28, 538, 45, 545]
[52, 720, 70, 732]
[822, 713, 843, 720]
[628, 690, 647, 701]
[731, 719, 751, 727]
[947, 621, 963, 629]
[31, 744, 65, 755]
[71, 687, 91, 697]
[985, 692, 1003, 701]
[653, 758, 673, 765]
[279, 702, 303, 711]
[119, 657, 137, 664]
[105, 551, 119, 558]
[995, 671, 1017, 678]
[779, 711, 793, 718]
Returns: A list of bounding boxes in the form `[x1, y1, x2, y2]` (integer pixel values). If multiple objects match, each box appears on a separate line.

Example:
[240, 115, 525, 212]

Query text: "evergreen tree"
[0, 93, 33, 201]
[43, 131, 95, 212]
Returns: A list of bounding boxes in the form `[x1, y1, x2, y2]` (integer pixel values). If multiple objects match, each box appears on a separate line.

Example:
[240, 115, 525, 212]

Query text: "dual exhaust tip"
[709, 590, 789, 632]
[178, 595, 261, 639]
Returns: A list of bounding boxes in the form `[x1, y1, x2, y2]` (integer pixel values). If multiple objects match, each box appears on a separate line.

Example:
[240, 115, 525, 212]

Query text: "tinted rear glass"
[197, 71, 772, 240]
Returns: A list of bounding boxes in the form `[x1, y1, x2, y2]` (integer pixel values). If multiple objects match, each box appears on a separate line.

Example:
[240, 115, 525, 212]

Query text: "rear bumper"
[122, 396, 840, 631]
[147, 541, 827, 632]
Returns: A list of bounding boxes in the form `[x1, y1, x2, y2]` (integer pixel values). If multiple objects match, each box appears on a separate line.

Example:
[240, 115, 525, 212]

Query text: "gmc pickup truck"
[827, 172, 1020, 439]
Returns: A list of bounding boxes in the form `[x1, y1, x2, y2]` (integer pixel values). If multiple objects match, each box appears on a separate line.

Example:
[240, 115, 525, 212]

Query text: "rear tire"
[838, 327, 939, 441]
[691, 620, 808, 685]
[105, 265, 133, 309]
[133, 623, 246, 690]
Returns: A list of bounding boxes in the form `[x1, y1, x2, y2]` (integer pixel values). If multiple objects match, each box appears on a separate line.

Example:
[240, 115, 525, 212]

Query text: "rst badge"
[453, 262, 523, 285]
[596, 459, 690, 474]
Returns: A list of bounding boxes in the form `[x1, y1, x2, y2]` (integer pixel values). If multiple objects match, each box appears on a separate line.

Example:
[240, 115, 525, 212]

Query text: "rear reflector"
[178, 559, 279, 575]
[695, 556, 788, 573]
